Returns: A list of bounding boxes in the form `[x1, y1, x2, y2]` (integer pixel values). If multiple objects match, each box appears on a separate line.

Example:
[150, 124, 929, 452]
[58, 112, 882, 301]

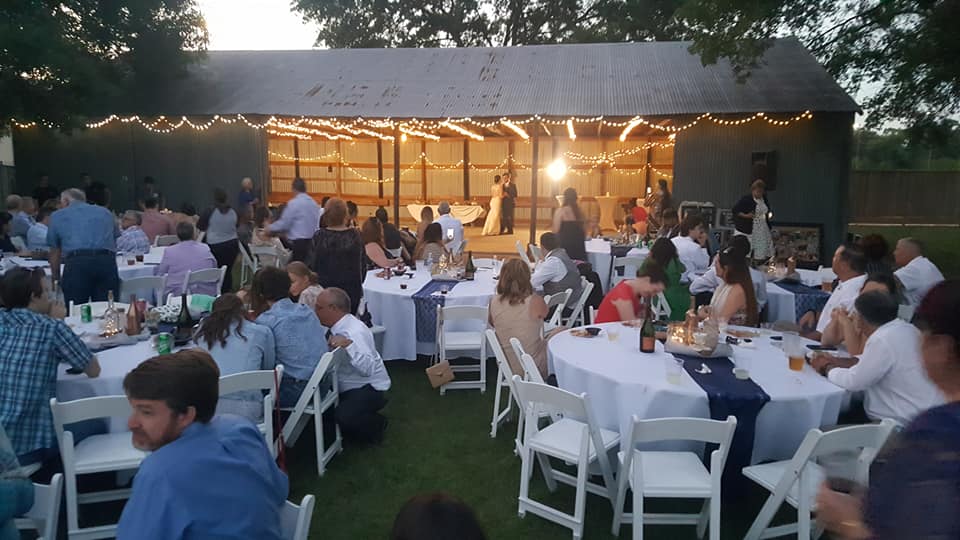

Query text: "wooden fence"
[849, 170, 960, 225]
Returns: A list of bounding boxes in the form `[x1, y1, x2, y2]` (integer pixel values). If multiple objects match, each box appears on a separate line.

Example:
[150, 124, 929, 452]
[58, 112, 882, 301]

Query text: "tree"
[0, 1, 207, 130]
[854, 120, 960, 170]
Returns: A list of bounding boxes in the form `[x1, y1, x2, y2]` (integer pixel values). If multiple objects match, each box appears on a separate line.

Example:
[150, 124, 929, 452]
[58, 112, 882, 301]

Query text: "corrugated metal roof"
[139, 39, 859, 118]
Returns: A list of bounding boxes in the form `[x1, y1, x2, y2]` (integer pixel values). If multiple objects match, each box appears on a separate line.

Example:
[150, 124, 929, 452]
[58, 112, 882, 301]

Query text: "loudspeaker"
[751, 151, 777, 191]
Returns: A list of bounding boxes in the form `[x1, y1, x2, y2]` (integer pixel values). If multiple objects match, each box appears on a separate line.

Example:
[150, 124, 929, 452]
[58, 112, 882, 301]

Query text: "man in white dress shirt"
[805, 243, 867, 342]
[267, 178, 321, 263]
[314, 287, 391, 445]
[530, 232, 584, 310]
[671, 214, 710, 284]
[893, 237, 944, 307]
[434, 201, 464, 254]
[811, 291, 942, 425]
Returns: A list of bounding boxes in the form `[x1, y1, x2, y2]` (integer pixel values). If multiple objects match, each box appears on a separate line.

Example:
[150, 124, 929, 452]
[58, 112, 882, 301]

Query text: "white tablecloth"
[363, 266, 498, 360]
[584, 239, 648, 293]
[406, 204, 486, 224]
[548, 323, 844, 464]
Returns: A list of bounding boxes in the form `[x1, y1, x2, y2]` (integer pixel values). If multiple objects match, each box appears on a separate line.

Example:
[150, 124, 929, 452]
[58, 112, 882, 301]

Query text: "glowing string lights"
[500, 120, 529, 140]
[566, 119, 576, 141]
[440, 121, 484, 141]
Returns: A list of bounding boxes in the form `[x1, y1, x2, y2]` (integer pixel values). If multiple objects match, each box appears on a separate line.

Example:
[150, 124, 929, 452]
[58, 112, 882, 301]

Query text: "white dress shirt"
[530, 252, 566, 290]
[268, 192, 320, 241]
[816, 273, 867, 332]
[690, 265, 767, 309]
[828, 319, 943, 425]
[330, 314, 392, 392]
[671, 235, 709, 283]
[895, 256, 944, 307]
[434, 213, 464, 253]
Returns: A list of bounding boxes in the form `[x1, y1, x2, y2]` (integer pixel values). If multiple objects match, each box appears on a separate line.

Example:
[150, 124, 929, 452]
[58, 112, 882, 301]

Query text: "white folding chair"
[436, 304, 489, 394]
[457, 238, 469, 256]
[509, 338, 545, 385]
[612, 416, 737, 540]
[516, 240, 534, 264]
[49, 396, 148, 540]
[611, 256, 647, 288]
[651, 291, 672, 320]
[219, 365, 284, 458]
[529, 243, 543, 261]
[386, 247, 403, 258]
[358, 298, 386, 355]
[119, 275, 167, 306]
[15, 473, 64, 540]
[239, 242, 258, 286]
[280, 348, 348, 477]
[897, 303, 915, 321]
[11, 235, 26, 251]
[251, 245, 283, 268]
[182, 265, 227, 295]
[513, 376, 620, 540]
[589, 306, 598, 325]
[472, 257, 497, 269]
[197, 231, 206, 243]
[742, 419, 897, 540]
[281, 494, 316, 540]
[154, 234, 179, 247]
[563, 278, 594, 328]
[543, 288, 573, 334]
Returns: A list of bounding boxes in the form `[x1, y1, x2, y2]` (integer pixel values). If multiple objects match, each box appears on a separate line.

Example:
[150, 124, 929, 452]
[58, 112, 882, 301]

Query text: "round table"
[584, 238, 648, 293]
[406, 204, 485, 224]
[548, 323, 844, 464]
[363, 266, 498, 360]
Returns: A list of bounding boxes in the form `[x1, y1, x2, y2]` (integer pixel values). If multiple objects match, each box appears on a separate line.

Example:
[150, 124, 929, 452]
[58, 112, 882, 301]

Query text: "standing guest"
[732, 179, 774, 262]
[375, 207, 411, 262]
[47, 189, 119, 303]
[671, 214, 710, 283]
[530, 232, 583, 310]
[137, 176, 164, 211]
[267, 178, 320, 263]
[116, 210, 151, 256]
[893, 237, 945, 307]
[251, 267, 328, 407]
[314, 287, 391, 444]
[644, 179, 673, 235]
[594, 265, 668, 324]
[643, 237, 688, 320]
[416, 205, 434, 241]
[251, 206, 291, 267]
[391, 493, 487, 540]
[31, 173, 59, 207]
[10, 197, 36, 240]
[25, 204, 53, 252]
[361, 218, 401, 271]
[140, 195, 174, 244]
[803, 243, 867, 341]
[656, 208, 681, 239]
[79, 172, 93, 195]
[199, 188, 240, 293]
[810, 291, 943, 426]
[0, 212, 17, 252]
[700, 247, 759, 327]
[346, 200, 359, 228]
[860, 233, 892, 275]
[116, 351, 287, 539]
[308, 198, 364, 314]
[821, 273, 901, 354]
[193, 294, 275, 423]
[816, 280, 960, 540]
[434, 201, 464, 254]
[155, 222, 218, 297]
[500, 172, 517, 235]
[413, 223, 449, 263]
[630, 198, 648, 235]
[489, 259, 555, 380]
[0, 268, 100, 465]
[287, 261, 323, 307]
[552, 187, 588, 261]
[482, 175, 503, 236]
[237, 177, 259, 216]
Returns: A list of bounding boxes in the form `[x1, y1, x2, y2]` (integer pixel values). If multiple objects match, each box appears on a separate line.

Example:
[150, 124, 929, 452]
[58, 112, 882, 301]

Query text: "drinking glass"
[783, 331, 805, 372]
[665, 357, 684, 385]
[606, 328, 620, 342]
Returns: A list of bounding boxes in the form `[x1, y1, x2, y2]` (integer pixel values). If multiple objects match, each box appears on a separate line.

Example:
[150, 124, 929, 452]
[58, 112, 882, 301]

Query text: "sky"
[198, 0, 319, 50]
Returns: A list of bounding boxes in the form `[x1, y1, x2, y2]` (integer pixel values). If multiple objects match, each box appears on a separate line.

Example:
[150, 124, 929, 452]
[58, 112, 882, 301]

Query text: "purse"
[425, 361, 455, 388]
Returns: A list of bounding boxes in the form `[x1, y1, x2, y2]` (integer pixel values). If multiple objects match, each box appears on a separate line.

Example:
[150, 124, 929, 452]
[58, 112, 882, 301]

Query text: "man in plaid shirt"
[0, 268, 101, 465]
[116, 210, 151, 256]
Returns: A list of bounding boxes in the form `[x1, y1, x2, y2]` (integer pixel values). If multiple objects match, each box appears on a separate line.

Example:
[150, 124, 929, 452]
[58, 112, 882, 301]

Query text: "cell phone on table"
[65, 366, 84, 375]
[446, 228, 454, 241]
[807, 344, 837, 351]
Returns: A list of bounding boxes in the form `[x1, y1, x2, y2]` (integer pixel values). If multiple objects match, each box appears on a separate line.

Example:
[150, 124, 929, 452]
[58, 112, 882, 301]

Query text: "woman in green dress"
[643, 237, 689, 320]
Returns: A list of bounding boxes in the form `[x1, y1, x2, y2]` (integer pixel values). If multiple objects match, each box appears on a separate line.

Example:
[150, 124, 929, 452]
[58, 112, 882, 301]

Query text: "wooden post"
[292, 139, 301, 180]
[644, 139, 653, 195]
[600, 138, 608, 195]
[420, 140, 428, 201]
[463, 139, 470, 200]
[529, 130, 540, 245]
[335, 140, 343, 197]
[393, 127, 401, 224]
[507, 140, 515, 178]
[376, 140, 384, 199]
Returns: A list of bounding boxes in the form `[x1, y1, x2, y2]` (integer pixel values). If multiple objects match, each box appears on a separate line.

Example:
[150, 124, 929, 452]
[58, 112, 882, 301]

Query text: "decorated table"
[363, 264, 499, 360]
[406, 204, 486, 224]
[548, 323, 844, 465]
[584, 238, 649, 293]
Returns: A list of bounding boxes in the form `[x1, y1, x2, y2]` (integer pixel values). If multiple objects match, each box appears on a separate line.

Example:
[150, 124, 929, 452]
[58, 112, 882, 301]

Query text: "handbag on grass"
[425, 361, 455, 388]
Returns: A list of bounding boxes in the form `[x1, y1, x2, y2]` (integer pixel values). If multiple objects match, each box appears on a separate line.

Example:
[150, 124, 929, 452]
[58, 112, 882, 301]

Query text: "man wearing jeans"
[47, 188, 120, 303]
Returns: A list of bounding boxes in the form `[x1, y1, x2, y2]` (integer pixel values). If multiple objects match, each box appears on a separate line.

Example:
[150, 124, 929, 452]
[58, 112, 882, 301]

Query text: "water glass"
[606, 328, 620, 342]
[665, 357, 684, 385]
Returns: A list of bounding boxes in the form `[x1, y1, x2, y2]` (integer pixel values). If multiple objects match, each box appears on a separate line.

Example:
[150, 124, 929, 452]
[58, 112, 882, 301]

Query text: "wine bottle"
[465, 250, 476, 279]
[640, 300, 656, 353]
[176, 293, 193, 340]
[126, 294, 141, 336]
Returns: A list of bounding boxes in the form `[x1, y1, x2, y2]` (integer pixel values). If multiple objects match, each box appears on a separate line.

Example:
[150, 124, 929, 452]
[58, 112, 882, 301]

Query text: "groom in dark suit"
[500, 172, 517, 235]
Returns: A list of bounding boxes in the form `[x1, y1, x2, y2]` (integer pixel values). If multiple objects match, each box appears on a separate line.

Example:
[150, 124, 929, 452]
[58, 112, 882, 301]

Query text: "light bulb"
[546, 159, 568, 182]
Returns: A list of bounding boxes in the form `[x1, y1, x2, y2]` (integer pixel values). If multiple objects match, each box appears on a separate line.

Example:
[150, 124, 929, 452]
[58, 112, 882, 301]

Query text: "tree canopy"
[0, 1, 207, 130]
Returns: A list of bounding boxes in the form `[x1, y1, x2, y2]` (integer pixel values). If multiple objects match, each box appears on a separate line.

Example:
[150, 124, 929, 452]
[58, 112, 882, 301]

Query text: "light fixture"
[566, 119, 576, 140]
[546, 159, 568, 182]
[400, 133, 408, 143]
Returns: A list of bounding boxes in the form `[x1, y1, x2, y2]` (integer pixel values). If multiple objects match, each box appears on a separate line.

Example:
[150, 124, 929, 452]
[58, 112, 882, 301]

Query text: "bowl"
[584, 327, 601, 336]
[392, 268, 406, 276]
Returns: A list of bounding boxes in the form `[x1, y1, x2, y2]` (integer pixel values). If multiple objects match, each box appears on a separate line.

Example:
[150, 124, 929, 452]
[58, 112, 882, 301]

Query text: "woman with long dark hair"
[193, 293, 275, 422]
[413, 222, 449, 263]
[199, 187, 240, 293]
[361, 217, 401, 271]
[551, 187, 587, 261]
[701, 247, 758, 326]
[644, 179, 673, 234]
[644, 237, 689, 320]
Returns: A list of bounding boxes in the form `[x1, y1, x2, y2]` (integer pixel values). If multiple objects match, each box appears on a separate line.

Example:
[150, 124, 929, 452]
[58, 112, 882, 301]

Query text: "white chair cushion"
[619, 451, 713, 498]
[72, 432, 147, 474]
[743, 460, 824, 510]
[527, 418, 620, 462]
[443, 331, 484, 350]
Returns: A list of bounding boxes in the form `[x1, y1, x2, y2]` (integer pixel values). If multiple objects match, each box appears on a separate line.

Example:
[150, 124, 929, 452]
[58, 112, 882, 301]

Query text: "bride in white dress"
[482, 176, 503, 236]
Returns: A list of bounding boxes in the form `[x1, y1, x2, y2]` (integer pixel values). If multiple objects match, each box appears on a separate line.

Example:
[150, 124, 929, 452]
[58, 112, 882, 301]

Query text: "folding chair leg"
[536, 452, 558, 492]
[572, 451, 589, 540]
[490, 368, 503, 438]
[696, 499, 710, 539]
[314, 409, 326, 477]
[518, 447, 534, 518]
[743, 493, 782, 540]
[632, 458, 643, 540]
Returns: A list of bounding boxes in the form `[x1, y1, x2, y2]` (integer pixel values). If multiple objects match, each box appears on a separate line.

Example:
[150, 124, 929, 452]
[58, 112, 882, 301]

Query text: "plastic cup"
[783, 331, 805, 371]
[665, 357, 684, 385]
[606, 329, 619, 342]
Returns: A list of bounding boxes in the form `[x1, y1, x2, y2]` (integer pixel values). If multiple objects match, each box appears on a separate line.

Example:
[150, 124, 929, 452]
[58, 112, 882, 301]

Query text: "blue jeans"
[62, 253, 120, 304]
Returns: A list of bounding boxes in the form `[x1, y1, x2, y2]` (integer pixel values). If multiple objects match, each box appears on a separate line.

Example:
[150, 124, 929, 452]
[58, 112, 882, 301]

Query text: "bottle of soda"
[126, 294, 141, 336]
[640, 299, 656, 353]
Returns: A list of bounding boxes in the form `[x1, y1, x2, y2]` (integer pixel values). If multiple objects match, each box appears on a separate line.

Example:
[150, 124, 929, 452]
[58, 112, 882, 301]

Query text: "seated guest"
[193, 294, 276, 423]
[0, 268, 100, 465]
[376, 206, 411, 263]
[811, 291, 943, 426]
[671, 214, 710, 283]
[391, 493, 487, 540]
[251, 206, 291, 267]
[416, 205, 434, 242]
[434, 201, 464, 253]
[489, 259, 555, 380]
[252, 267, 328, 407]
[314, 288, 391, 444]
[309, 197, 364, 314]
[690, 235, 767, 312]
[894, 237, 944, 307]
[362, 217, 401, 271]
[116, 210, 151, 256]
[656, 208, 680, 239]
[413, 223, 449, 263]
[287, 261, 323, 308]
[8, 196, 35, 241]
[643, 237, 688, 321]
[155, 222, 218, 297]
[25, 204, 53, 252]
[594, 265, 668, 323]
[801, 243, 867, 341]
[629, 198, 648, 235]
[860, 233, 892, 275]
[0, 212, 17, 252]
[346, 200, 359, 228]
[140, 195, 174, 244]
[821, 272, 901, 354]
[116, 350, 287, 538]
[530, 232, 583, 311]
[699, 247, 759, 326]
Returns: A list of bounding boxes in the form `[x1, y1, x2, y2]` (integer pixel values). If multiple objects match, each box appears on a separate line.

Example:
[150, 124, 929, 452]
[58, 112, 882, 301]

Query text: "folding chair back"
[611, 255, 646, 287]
[486, 329, 520, 441]
[543, 288, 572, 331]
[155, 234, 179, 247]
[120, 275, 167, 306]
[437, 305, 489, 393]
[239, 242, 257, 285]
[219, 365, 284, 457]
[457, 238, 468, 255]
[11, 235, 26, 251]
[516, 240, 533, 263]
[508, 338, 545, 385]
[183, 265, 227, 294]
[589, 306, 598, 325]
[565, 278, 594, 327]
[472, 257, 497, 268]
[281, 494, 316, 540]
[250, 245, 283, 268]
[528, 243, 543, 261]
[15, 473, 63, 540]
[651, 291, 672, 320]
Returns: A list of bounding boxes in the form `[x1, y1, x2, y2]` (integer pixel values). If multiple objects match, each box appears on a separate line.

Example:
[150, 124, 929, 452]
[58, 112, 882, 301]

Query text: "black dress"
[557, 220, 587, 261]
[309, 228, 364, 314]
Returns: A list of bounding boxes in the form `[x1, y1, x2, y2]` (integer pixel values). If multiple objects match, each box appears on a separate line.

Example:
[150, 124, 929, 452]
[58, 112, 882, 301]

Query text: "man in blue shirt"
[267, 178, 320, 263]
[25, 205, 53, 253]
[46, 188, 120, 303]
[117, 350, 288, 540]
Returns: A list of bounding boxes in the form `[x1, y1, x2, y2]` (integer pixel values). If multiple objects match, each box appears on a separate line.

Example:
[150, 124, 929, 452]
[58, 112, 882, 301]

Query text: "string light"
[566, 119, 576, 141]
[500, 120, 529, 140]
[399, 125, 439, 141]
[304, 118, 394, 141]
[267, 119, 353, 141]
[440, 121, 484, 141]
[267, 150, 341, 161]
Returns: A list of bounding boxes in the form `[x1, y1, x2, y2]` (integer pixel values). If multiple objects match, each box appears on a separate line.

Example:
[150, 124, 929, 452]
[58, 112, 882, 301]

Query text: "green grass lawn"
[849, 225, 960, 278]
[285, 359, 787, 539]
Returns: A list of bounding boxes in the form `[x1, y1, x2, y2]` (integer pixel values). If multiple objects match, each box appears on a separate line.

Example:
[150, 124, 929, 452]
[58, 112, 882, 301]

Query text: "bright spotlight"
[546, 159, 568, 182]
